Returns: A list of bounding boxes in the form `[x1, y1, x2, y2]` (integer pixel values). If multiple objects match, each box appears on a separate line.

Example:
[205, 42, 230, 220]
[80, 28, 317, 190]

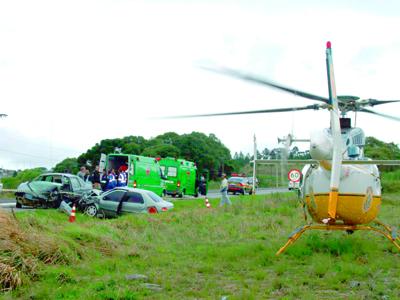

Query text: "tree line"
[3, 135, 400, 189]
[54, 132, 235, 180]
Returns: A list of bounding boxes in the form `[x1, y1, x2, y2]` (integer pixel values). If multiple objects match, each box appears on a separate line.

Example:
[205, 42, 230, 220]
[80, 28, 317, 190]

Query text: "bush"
[2, 168, 45, 189]
[381, 169, 400, 193]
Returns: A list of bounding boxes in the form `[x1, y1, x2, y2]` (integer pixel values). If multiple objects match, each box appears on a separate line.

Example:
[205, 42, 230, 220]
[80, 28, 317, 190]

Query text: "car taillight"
[148, 206, 158, 214]
[161, 207, 168, 212]
[133, 180, 137, 188]
[177, 181, 180, 187]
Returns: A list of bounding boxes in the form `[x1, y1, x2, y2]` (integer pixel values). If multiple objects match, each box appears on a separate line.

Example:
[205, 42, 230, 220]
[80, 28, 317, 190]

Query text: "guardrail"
[1, 189, 17, 193]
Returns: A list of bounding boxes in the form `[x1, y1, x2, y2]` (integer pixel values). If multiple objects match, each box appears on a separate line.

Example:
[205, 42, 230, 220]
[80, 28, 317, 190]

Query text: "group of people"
[101, 166, 128, 191]
[77, 165, 101, 189]
[77, 165, 128, 191]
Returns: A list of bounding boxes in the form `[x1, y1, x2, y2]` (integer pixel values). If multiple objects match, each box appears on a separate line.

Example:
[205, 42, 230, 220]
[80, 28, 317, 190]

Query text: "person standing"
[219, 173, 231, 207]
[92, 165, 101, 190]
[199, 174, 206, 195]
[105, 169, 116, 191]
[77, 166, 86, 180]
[101, 170, 108, 191]
[84, 169, 91, 182]
[117, 167, 127, 187]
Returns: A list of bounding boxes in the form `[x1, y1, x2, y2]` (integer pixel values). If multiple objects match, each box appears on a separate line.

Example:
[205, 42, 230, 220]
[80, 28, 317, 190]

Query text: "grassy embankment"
[1, 191, 400, 299]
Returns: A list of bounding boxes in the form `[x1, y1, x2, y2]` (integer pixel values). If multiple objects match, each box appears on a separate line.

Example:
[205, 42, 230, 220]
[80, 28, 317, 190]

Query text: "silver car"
[83, 187, 174, 217]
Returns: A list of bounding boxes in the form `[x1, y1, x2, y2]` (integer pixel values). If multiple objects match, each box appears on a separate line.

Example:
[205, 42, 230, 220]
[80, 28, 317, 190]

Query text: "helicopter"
[169, 42, 400, 254]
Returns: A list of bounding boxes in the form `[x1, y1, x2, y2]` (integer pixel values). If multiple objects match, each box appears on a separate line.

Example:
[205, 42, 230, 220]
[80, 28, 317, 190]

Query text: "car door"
[77, 177, 92, 193]
[70, 177, 82, 194]
[61, 177, 72, 192]
[99, 190, 127, 217]
[120, 191, 147, 214]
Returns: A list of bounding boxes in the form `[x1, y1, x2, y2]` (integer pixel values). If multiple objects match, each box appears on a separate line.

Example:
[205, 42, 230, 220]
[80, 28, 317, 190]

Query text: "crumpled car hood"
[17, 181, 62, 198]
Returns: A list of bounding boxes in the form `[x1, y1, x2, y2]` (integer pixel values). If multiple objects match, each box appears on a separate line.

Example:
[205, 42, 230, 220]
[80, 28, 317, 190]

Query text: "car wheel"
[162, 190, 167, 197]
[16, 202, 22, 208]
[179, 190, 185, 198]
[84, 204, 98, 217]
[249, 190, 253, 195]
[241, 190, 245, 195]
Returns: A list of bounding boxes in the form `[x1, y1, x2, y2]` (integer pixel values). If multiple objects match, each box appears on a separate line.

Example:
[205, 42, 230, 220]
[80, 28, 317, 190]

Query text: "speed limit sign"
[288, 169, 301, 182]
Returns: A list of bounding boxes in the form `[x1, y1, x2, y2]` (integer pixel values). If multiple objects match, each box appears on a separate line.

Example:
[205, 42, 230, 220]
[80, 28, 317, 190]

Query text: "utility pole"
[252, 134, 257, 194]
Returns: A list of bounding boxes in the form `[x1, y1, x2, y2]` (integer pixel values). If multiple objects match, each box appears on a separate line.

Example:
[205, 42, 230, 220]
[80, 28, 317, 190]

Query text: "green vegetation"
[76, 132, 232, 179]
[0, 192, 15, 200]
[381, 169, 400, 193]
[365, 137, 400, 172]
[1, 168, 45, 189]
[2, 193, 400, 299]
[53, 158, 79, 174]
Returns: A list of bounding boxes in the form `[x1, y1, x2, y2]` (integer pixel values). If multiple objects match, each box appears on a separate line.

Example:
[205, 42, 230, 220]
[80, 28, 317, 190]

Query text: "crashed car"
[15, 173, 94, 208]
[82, 187, 174, 217]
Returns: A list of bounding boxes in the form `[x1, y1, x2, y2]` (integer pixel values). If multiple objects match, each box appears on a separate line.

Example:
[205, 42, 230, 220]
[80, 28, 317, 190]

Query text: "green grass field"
[1, 193, 400, 299]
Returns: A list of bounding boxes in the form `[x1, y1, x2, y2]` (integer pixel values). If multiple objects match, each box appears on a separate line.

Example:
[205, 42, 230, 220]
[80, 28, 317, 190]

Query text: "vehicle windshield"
[147, 191, 162, 203]
[228, 177, 244, 183]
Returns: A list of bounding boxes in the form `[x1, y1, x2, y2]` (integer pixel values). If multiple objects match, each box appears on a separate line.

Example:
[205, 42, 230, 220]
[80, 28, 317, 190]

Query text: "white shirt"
[220, 178, 228, 189]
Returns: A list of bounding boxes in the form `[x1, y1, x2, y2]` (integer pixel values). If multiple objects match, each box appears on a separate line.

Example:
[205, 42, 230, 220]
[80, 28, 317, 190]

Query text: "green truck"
[159, 157, 200, 198]
[106, 154, 166, 197]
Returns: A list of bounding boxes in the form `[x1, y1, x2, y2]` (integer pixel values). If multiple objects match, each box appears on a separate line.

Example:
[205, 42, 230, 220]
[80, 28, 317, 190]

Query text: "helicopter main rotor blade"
[165, 104, 321, 119]
[363, 99, 400, 107]
[359, 108, 400, 122]
[201, 65, 330, 104]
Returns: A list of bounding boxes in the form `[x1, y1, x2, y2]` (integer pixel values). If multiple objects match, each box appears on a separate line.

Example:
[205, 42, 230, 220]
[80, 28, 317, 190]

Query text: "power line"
[0, 148, 59, 162]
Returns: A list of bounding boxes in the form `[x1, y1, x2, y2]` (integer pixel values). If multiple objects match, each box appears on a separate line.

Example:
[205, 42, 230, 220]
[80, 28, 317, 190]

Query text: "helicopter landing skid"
[276, 220, 400, 256]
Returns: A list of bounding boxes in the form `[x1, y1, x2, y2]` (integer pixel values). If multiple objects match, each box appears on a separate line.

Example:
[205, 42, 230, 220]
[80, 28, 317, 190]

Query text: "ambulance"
[159, 157, 198, 197]
[105, 154, 166, 197]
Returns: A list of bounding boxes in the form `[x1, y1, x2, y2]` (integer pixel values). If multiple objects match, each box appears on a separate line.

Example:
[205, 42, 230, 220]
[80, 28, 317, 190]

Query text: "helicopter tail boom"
[326, 41, 342, 221]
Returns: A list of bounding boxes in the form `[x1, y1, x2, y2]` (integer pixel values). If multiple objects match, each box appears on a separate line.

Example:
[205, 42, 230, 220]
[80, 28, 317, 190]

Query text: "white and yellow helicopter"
[171, 42, 400, 254]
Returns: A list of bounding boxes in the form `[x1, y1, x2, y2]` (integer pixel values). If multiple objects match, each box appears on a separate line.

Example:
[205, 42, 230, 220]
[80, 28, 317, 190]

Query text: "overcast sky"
[1, 0, 400, 170]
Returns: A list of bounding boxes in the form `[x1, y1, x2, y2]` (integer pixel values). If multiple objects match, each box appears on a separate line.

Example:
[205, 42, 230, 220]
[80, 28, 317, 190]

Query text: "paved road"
[0, 187, 289, 212]
[197, 187, 288, 199]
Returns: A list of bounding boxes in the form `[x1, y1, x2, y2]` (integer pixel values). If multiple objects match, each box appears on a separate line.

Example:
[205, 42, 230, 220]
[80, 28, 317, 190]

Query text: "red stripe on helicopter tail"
[326, 41, 331, 49]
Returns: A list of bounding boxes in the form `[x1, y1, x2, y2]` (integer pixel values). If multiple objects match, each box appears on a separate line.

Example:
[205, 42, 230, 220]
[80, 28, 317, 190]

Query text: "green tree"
[53, 158, 79, 174]
[142, 144, 181, 158]
[77, 136, 147, 168]
[261, 148, 270, 159]
[365, 136, 400, 171]
[364, 137, 400, 160]
[61, 132, 233, 179]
